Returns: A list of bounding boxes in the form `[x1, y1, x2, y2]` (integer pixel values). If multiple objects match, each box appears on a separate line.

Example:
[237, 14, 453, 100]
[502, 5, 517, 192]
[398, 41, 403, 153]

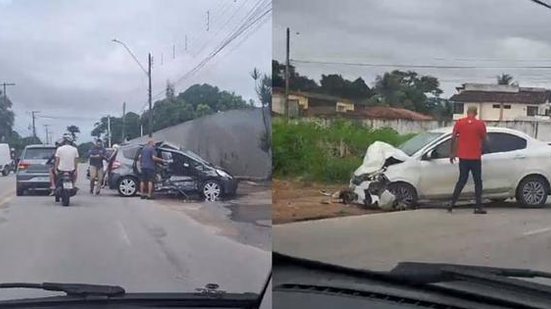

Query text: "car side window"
[431, 139, 451, 159]
[485, 133, 527, 154]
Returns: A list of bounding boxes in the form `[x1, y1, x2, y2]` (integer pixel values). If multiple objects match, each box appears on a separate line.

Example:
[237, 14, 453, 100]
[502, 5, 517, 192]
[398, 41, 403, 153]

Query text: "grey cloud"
[273, 0, 551, 98]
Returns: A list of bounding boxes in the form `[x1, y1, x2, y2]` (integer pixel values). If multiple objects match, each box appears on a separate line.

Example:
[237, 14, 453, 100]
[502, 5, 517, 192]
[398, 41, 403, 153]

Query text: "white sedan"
[382, 126, 551, 208]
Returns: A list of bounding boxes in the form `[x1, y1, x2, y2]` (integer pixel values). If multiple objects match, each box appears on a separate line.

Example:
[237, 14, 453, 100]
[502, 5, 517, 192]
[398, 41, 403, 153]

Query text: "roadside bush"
[273, 118, 414, 183]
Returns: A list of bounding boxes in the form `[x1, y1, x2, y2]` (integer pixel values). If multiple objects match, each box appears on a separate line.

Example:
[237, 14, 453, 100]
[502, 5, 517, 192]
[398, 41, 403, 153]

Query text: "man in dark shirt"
[88, 139, 106, 195]
[138, 139, 166, 199]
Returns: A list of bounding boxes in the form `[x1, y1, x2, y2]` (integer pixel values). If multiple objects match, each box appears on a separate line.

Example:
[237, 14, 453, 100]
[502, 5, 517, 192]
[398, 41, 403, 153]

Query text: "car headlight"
[216, 169, 232, 178]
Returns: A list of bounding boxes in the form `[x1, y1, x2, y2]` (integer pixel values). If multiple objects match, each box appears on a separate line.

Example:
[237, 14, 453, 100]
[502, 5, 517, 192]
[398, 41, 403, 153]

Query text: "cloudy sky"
[0, 0, 271, 142]
[274, 0, 551, 98]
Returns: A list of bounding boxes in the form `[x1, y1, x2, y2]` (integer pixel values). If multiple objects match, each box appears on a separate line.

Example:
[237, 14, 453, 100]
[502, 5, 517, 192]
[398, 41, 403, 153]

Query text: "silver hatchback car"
[16, 144, 56, 196]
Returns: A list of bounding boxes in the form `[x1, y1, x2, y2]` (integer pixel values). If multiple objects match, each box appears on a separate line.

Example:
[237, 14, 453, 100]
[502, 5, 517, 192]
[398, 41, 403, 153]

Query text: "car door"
[167, 152, 198, 191]
[417, 137, 466, 199]
[481, 132, 527, 194]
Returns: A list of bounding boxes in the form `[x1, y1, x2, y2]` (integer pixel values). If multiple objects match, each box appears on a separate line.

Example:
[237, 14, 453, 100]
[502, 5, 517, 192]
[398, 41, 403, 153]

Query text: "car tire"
[202, 179, 222, 202]
[516, 175, 549, 208]
[1, 167, 8, 176]
[16, 186, 24, 196]
[117, 176, 138, 197]
[388, 182, 418, 209]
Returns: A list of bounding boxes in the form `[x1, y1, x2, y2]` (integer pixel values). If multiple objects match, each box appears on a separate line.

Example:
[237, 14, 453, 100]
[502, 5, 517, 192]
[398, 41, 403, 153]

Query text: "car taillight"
[17, 161, 30, 170]
[111, 161, 121, 170]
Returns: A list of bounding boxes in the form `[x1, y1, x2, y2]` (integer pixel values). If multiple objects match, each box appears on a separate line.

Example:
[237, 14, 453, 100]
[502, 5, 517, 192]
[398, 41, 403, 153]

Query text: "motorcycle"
[54, 171, 77, 206]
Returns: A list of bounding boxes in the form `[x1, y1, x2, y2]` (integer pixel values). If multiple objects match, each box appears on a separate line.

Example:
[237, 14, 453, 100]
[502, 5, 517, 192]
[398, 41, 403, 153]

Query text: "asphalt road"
[0, 165, 270, 300]
[274, 203, 551, 274]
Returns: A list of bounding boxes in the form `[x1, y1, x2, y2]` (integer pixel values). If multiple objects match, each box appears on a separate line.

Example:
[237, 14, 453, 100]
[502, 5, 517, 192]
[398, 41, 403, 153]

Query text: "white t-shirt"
[55, 145, 79, 171]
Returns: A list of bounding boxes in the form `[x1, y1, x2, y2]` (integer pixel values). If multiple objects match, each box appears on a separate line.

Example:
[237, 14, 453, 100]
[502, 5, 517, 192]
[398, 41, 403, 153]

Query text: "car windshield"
[23, 148, 55, 160]
[399, 132, 444, 156]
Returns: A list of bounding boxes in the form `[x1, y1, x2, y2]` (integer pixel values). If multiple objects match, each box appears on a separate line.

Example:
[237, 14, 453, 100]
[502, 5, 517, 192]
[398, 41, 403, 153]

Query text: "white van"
[0, 144, 13, 176]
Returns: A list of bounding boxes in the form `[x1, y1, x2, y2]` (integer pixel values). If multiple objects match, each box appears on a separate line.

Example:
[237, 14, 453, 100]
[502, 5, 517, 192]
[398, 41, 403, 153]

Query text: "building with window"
[450, 83, 551, 121]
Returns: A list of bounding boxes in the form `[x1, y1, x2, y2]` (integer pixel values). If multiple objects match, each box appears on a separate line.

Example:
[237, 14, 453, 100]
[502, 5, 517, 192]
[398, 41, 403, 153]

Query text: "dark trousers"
[451, 159, 483, 208]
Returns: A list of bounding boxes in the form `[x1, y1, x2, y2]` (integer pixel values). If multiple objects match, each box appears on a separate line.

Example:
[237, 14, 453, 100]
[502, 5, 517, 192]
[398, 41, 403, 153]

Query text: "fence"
[297, 117, 551, 141]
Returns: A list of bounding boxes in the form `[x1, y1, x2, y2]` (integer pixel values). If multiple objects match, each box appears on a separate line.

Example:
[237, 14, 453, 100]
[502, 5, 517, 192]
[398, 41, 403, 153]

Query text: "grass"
[273, 118, 415, 183]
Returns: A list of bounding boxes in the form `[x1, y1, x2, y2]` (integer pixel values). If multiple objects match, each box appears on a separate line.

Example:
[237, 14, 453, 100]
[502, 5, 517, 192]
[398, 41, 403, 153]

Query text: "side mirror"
[422, 150, 435, 161]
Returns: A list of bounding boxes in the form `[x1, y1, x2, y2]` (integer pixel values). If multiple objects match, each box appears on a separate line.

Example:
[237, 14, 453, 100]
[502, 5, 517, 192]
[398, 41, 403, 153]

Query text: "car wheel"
[388, 182, 418, 209]
[16, 186, 24, 196]
[202, 180, 222, 202]
[1, 167, 8, 176]
[516, 176, 549, 208]
[118, 176, 138, 197]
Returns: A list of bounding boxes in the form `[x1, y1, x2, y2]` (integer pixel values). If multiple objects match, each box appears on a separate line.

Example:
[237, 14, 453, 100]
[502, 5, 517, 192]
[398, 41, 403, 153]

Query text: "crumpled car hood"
[353, 141, 410, 176]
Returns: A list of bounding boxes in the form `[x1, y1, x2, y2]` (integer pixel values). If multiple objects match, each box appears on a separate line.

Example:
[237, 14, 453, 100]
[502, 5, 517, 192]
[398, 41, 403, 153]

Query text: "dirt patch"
[273, 179, 383, 224]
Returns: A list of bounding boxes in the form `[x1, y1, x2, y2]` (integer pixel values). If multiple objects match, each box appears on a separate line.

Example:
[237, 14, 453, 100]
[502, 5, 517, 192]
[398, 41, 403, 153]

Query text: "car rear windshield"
[399, 132, 444, 156]
[23, 148, 55, 160]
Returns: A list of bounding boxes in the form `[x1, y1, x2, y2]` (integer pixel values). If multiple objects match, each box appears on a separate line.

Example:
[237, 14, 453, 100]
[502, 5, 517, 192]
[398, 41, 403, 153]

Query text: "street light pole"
[112, 39, 153, 138]
[284, 27, 290, 120]
[148, 53, 152, 138]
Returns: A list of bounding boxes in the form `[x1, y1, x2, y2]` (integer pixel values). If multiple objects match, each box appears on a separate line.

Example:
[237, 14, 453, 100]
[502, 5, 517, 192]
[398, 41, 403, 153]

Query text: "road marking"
[117, 221, 132, 246]
[523, 227, 551, 236]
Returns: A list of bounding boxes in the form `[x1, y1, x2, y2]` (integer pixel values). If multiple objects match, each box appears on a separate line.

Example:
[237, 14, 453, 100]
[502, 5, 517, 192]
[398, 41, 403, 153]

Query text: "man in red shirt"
[448, 106, 487, 214]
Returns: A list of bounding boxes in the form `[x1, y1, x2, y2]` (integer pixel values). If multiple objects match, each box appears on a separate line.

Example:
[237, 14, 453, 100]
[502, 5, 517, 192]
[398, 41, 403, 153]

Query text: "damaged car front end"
[347, 141, 411, 210]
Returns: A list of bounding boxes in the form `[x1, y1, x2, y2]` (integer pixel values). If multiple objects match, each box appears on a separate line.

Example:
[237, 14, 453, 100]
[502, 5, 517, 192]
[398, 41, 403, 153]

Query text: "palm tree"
[497, 73, 514, 85]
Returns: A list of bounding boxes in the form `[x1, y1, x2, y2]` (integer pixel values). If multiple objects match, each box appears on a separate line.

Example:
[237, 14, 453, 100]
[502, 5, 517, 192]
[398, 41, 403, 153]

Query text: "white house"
[450, 83, 551, 121]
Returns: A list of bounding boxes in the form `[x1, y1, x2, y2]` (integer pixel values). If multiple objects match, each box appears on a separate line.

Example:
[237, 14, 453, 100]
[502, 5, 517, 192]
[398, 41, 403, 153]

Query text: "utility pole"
[173, 44, 175, 59]
[284, 27, 290, 120]
[148, 53, 153, 137]
[1, 83, 15, 104]
[43, 124, 50, 145]
[206, 10, 210, 31]
[185, 35, 188, 52]
[107, 115, 112, 148]
[122, 102, 126, 141]
[31, 111, 40, 139]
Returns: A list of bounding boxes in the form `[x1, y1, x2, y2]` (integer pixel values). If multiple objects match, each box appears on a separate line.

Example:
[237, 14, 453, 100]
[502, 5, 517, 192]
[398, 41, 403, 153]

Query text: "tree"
[372, 70, 443, 114]
[195, 104, 212, 118]
[66, 125, 80, 141]
[497, 73, 514, 85]
[0, 91, 15, 143]
[77, 142, 94, 159]
[91, 112, 141, 145]
[272, 60, 319, 92]
[319, 74, 373, 100]
[252, 68, 272, 154]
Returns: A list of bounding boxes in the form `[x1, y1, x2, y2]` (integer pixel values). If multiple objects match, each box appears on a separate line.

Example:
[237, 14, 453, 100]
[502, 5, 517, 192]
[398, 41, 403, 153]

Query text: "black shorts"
[141, 168, 155, 182]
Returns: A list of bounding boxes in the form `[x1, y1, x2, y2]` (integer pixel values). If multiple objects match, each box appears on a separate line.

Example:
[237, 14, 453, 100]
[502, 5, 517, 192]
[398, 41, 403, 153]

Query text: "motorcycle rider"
[47, 139, 63, 195]
[54, 134, 79, 189]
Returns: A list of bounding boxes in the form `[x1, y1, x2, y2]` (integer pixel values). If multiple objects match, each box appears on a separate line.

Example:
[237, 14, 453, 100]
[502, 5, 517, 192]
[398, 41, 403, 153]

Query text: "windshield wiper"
[0, 282, 125, 297]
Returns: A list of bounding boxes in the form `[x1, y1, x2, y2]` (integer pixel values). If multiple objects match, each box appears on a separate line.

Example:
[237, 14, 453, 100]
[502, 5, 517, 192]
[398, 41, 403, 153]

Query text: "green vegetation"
[273, 118, 415, 183]
[272, 60, 453, 120]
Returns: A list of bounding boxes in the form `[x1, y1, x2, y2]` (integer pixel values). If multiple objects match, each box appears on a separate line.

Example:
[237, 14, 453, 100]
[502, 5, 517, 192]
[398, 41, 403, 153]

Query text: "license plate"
[33, 177, 50, 182]
[63, 182, 73, 189]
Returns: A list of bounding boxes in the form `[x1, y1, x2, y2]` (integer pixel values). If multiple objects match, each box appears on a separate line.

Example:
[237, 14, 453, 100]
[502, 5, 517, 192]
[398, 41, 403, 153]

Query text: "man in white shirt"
[54, 134, 79, 185]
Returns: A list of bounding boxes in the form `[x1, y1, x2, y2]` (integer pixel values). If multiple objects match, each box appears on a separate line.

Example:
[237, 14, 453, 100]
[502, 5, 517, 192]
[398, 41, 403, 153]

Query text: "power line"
[143, 1, 271, 110]
[291, 59, 551, 70]
[530, 0, 551, 9]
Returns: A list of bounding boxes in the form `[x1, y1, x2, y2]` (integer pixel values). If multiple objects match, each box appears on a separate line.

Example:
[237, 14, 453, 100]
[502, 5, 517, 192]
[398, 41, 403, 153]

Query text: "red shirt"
[452, 116, 487, 160]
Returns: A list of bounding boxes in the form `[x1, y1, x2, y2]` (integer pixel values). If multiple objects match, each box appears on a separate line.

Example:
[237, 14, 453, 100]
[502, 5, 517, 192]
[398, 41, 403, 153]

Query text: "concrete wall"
[130, 108, 271, 179]
[300, 117, 551, 142]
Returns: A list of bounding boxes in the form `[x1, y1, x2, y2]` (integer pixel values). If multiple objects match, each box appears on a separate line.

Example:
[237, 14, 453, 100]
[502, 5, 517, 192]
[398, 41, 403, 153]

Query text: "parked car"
[108, 141, 238, 200]
[0, 143, 13, 176]
[366, 126, 551, 208]
[16, 144, 57, 196]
